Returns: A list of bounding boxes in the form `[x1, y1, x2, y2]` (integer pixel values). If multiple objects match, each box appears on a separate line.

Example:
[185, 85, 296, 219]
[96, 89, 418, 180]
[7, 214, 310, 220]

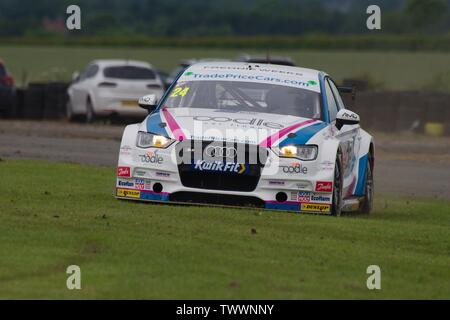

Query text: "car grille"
[176, 140, 268, 192]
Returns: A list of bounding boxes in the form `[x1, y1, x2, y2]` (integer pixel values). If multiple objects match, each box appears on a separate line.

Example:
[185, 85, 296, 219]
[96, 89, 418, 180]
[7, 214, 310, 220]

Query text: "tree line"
[0, 0, 449, 37]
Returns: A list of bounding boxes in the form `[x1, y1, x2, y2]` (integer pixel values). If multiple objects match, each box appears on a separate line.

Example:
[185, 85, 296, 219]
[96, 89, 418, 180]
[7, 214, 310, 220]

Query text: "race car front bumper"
[115, 141, 335, 214]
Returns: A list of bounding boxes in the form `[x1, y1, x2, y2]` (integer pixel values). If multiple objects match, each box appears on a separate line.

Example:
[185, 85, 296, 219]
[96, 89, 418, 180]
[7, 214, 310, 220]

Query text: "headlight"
[136, 132, 174, 149]
[275, 145, 318, 161]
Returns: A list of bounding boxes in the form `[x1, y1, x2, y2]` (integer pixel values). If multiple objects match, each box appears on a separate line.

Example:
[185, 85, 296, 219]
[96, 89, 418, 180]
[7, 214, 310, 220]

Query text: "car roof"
[235, 55, 296, 66]
[179, 58, 229, 67]
[90, 59, 154, 69]
[185, 61, 323, 78]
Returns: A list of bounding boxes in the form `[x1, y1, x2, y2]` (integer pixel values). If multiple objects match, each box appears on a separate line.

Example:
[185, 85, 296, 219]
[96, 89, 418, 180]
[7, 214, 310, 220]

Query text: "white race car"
[116, 62, 374, 215]
[67, 60, 165, 122]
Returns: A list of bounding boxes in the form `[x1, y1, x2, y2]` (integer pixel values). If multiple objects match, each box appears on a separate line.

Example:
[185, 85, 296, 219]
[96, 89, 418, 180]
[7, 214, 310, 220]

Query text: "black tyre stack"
[11, 82, 70, 120]
[22, 83, 46, 119]
[44, 82, 69, 119]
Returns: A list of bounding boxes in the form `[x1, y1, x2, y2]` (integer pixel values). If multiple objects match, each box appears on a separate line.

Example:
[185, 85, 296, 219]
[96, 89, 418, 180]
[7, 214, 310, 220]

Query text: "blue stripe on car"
[318, 72, 330, 123]
[145, 111, 169, 136]
[278, 121, 328, 147]
[354, 154, 369, 196]
[265, 202, 300, 211]
[145, 67, 185, 133]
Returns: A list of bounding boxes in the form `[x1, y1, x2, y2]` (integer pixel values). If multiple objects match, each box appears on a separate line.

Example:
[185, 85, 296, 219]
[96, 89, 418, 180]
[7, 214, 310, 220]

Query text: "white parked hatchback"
[67, 60, 165, 122]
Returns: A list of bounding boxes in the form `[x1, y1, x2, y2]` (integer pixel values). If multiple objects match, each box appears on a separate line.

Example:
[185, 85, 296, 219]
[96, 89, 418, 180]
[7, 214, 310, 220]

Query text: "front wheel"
[86, 98, 96, 123]
[360, 159, 374, 214]
[66, 99, 74, 121]
[331, 158, 343, 216]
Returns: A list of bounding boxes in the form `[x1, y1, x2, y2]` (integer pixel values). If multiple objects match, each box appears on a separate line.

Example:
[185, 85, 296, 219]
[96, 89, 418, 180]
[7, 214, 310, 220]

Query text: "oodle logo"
[139, 151, 163, 164]
[193, 116, 284, 129]
[281, 162, 308, 174]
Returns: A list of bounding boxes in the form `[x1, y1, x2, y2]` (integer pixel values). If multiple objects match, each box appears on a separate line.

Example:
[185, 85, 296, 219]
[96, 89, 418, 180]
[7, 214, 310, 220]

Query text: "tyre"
[86, 98, 96, 123]
[66, 99, 74, 121]
[331, 157, 343, 216]
[360, 158, 374, 214]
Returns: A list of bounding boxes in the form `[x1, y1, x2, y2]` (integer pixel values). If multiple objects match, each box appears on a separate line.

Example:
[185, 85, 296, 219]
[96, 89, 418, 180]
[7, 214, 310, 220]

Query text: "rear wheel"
[360, 159, 374, 214]
[66, 99, 74, 121]
[331, 157, 343, 216]
[86, 98, 96, 123]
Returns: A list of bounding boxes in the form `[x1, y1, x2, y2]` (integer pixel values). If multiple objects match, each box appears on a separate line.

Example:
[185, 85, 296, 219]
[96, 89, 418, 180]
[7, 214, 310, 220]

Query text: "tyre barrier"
[0, 83, 449, 136]
[0, 82, 69, 120]
[345, 90, 450, 136]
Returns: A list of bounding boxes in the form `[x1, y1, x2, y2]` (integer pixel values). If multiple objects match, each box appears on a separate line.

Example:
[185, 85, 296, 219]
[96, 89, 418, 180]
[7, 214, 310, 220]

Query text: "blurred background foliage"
[0, 0, 449, 37]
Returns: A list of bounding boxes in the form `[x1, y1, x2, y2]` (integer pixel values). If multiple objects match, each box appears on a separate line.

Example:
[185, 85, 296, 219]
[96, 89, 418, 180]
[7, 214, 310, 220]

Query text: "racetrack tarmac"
[1, 120, 449, 200]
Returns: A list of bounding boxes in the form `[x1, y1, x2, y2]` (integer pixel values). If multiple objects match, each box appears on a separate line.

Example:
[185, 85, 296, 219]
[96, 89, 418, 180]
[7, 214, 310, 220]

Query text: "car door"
[70, 64, 99, 113]
[325, 77, 360, 194]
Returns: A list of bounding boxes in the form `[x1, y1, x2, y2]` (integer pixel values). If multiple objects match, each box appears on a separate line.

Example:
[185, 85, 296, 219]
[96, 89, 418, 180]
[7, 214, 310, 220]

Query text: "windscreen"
[103, 66, 156, 80]
[164, 80, 322, 119]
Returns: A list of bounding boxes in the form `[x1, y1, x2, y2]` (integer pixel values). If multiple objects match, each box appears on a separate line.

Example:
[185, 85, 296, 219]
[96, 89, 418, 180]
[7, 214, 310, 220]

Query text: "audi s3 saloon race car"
[115, 62, 374, 215]
[67, 60, 165, 122]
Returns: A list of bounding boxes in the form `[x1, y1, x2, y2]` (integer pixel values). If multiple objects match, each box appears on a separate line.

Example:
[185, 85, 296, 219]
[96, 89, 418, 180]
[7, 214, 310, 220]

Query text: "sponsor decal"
[341, 111, 359, 121]
[134, 179, 152, 191]
[189, 135, 257, 145]
[134, 170, 147, 177]
[120, 145, 132, 155]
[194, 160, 247, 174]
[155, 172, 170, 178]
[183, 72, 318, 91]
[281, 162, 308, 174]
[291, 191, 311, 202]
[268, 181, 285, 186]
[201, 65, 305, 77]
[320, 160, 335, 171]
[117, 180, 134, 188]
[298, 191, 311, 202]
[316, 181, 333, 192]
[117, 166, 131, 177]
[139, 150, 163, 164]
[117, 188, 140, 199]
[301, 203, 331, 212]
[310, 194, 332, 204]
[193, 116, 283, 129]
[296, 182, 311, 190]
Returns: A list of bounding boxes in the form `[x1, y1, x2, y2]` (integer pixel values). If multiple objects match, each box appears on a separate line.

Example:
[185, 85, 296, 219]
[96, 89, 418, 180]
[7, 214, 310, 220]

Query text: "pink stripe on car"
[161, 107, 186, 141]
[259, 119, 317, 148]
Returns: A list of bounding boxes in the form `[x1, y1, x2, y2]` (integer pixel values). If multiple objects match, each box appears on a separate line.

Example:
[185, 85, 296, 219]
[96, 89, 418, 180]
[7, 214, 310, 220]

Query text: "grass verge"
[0, 159, 449, 299]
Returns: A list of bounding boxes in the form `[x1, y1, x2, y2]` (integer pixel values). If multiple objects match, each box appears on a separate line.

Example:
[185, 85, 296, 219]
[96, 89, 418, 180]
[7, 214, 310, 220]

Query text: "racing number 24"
[171, 86, 190, 98]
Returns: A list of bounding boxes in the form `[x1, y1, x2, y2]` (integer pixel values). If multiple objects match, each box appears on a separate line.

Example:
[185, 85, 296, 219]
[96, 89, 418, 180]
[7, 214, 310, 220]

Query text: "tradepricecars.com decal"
[179, 71, 320, 92]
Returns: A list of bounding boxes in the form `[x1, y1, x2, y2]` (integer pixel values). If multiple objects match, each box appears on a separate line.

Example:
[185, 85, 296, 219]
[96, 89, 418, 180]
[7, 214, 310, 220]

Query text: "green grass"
[1, 45, 450, 91]
[0, 159, 449, 299]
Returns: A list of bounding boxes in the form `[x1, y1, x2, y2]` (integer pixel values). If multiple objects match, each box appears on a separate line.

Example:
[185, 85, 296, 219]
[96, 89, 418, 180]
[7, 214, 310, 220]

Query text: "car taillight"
[98, 82, 117, 88]
[1, 75, 14, 87]
[147, 84, 162, 89]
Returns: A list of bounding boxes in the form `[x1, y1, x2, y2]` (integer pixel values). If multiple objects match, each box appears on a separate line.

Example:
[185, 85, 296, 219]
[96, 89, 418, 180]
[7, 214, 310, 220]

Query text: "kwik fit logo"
[194, 160, 247, 174]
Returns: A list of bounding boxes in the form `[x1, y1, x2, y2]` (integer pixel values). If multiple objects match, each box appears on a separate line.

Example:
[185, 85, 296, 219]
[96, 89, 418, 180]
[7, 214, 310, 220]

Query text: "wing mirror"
[138, 94, 158, 113]
[72, 71, 80, 82]
[335, 109, 360, 130]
